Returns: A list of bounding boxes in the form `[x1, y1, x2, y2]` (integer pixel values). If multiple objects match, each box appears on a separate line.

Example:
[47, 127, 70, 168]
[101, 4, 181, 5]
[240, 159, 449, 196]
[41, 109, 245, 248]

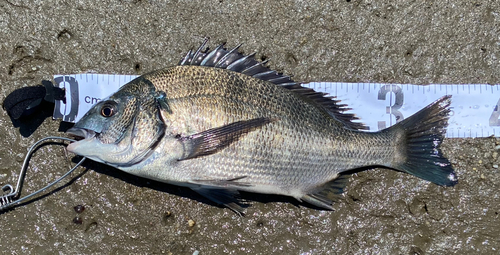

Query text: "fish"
[66, 39, 457, 214]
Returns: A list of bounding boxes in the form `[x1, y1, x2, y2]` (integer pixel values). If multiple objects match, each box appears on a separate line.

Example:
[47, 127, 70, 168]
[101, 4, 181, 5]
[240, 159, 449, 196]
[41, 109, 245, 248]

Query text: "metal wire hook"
[0, 136, 86, 211]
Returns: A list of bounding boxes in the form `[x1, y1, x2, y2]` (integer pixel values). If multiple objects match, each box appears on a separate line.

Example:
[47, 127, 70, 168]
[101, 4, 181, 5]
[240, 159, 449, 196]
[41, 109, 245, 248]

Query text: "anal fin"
[301, 175, 349, 210]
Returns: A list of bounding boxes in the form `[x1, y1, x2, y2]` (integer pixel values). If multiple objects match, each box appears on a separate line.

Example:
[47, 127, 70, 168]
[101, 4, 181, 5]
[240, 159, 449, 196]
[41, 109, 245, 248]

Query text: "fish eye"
[100, 102, 117, 117]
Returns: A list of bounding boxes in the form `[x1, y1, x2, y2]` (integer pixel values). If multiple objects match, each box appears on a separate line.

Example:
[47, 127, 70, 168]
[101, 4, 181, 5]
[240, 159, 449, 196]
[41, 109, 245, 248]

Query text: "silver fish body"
[67, 41, 457, 213]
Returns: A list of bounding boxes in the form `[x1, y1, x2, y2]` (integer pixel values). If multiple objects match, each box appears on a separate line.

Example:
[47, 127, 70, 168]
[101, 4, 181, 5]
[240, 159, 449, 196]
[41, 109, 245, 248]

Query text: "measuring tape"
[53, 74, 500, 138]
[307, 82, 500, 138]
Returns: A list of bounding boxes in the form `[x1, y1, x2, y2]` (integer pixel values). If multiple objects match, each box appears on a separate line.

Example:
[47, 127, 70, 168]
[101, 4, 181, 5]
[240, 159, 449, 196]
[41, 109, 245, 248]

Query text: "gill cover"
[67, 77, 166, 167]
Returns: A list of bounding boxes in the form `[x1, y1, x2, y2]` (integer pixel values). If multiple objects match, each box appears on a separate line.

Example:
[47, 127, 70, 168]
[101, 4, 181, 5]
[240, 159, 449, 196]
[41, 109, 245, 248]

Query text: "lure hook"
[0, 136, 86, 211]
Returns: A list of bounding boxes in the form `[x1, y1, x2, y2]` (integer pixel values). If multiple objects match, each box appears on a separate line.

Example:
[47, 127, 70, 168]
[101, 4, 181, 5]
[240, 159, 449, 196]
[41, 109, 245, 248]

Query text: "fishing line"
[0, 137, 86, 211]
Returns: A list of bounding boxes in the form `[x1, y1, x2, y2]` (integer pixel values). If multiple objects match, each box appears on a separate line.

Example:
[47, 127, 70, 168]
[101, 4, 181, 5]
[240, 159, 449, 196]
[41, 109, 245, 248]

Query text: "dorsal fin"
[178, 38, 368, 130]
[281, 84, 367, 130]
[179, 38, 297, 87]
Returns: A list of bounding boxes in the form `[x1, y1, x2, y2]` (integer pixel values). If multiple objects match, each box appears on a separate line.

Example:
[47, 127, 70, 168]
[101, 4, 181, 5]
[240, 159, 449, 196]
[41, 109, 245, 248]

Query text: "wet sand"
[1, 1, 499, 254]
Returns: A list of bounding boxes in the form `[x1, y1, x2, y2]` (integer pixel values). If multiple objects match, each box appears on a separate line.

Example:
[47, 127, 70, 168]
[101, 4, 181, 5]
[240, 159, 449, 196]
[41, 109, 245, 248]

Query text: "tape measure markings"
[52, 74, 500, 138]
[305, 82, 500, 138]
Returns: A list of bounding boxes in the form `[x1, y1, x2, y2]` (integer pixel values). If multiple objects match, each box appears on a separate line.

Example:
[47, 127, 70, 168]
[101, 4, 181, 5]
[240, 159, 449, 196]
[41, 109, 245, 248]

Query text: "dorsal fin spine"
[241, 61, 267, 76]
[252, 70, 276, 79]
[179, 49, 192, 65]
[227, 53, 255, 72]
[201, 46, 219, 66]
[216, 44, 242, 68]
[192, 38, 209, 64]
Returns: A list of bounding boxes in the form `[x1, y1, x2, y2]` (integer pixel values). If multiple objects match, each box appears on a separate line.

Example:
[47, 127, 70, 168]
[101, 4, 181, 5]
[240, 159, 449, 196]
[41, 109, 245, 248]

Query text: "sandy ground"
[1, 0, 500, 254]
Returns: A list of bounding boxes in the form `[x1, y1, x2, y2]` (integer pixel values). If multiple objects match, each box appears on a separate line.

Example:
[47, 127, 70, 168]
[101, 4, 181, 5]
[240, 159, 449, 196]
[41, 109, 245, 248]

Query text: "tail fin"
[389, 95, 457, 186]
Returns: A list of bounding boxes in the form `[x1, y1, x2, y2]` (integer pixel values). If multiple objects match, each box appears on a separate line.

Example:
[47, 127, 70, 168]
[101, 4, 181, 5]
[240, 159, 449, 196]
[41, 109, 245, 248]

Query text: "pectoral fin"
[179, 117, 273, 160]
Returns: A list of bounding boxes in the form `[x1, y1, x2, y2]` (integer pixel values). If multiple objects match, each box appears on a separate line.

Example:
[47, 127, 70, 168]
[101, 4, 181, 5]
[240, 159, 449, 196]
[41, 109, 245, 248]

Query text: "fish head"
[66, 77, 166, 167]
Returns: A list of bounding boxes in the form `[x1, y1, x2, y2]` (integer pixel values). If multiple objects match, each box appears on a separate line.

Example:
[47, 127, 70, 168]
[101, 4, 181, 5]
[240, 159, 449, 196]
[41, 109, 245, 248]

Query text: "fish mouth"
[66, 127, 98, 140]
[66, 127, 100, 155]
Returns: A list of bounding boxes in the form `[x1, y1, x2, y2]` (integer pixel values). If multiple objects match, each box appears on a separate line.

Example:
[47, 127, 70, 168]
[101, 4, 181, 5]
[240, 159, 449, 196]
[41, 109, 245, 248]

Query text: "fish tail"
[389, 95, 457, 186]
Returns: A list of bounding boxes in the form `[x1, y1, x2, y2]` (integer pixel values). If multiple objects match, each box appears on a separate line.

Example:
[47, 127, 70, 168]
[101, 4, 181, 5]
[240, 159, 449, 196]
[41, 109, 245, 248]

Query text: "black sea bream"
[67, 40, 457, 213]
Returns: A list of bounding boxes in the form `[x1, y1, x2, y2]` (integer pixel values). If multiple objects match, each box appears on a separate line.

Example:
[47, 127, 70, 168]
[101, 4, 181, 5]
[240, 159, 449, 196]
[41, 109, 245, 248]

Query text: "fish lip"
[66, 127, 97, 140]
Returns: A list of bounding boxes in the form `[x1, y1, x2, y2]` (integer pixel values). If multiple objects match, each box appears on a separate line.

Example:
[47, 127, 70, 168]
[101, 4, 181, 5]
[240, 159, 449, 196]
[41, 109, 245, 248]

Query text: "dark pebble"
[74, 205, 85, 213]
[73, 217, 83, 225]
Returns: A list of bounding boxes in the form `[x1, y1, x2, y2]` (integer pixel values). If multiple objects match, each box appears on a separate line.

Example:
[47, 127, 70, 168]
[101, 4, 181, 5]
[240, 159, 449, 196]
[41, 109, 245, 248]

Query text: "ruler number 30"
[377, 85, 500, 128]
